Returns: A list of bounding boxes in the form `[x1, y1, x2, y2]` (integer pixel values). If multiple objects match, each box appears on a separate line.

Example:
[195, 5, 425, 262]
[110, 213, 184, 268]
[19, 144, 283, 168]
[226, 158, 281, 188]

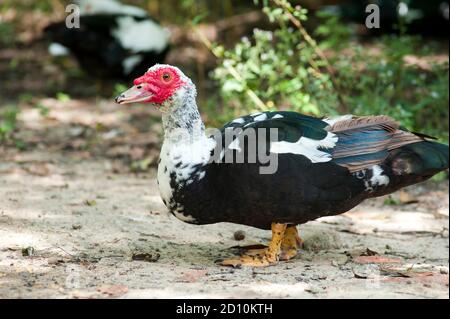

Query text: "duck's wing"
[214, 111, 332, 163]
[215, 112, 424, 173]
[326, 115, 424, 172]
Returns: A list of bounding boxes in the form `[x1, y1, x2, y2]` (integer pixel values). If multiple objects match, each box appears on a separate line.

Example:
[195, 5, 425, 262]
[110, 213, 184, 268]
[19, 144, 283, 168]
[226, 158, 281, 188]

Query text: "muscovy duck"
[44, 0, 170, 80]
[328, 0, 449, 37]
[115, 64, 449, 267]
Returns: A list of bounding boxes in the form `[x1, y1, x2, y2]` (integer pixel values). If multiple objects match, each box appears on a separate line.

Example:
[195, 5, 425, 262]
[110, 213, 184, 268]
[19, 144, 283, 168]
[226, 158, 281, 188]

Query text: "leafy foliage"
[213, 1, 339, 120]
[0, 106, 19, 142]
[212, 1, 449, 140]
[317, 10, 449, 140]
[0, 20, 14, 47]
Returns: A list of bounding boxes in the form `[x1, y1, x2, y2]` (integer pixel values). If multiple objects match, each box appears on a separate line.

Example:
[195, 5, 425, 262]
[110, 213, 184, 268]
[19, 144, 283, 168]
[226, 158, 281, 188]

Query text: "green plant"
[316, 9, 449, 140]
[212, 0, 339, 122]
[0, 106, 20, 142]
[56, 92, 71, 102]
[211, 0, 449, 142]
[0, 0, 54, 13]
[0, 21, 14, 46]
[36, 103, 50, 117]
[113, 83, 128, 99]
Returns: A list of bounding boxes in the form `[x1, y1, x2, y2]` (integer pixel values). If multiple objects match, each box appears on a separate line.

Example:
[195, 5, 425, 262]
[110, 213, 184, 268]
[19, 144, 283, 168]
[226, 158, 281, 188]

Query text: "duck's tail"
[385, 140, 448, 186]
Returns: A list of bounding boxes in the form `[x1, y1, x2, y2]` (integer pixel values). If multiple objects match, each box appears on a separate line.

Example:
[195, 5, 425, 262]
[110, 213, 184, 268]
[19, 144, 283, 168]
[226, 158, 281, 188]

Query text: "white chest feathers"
[157, 136, 215, 206]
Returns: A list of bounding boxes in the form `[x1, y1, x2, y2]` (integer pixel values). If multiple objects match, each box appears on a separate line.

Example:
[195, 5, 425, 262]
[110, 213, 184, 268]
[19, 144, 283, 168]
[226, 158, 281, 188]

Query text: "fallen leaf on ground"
[354, 256, 402, 264]
[399, 190, 419, 204]
[84, 199, 97, 206]
[131, 252, 160, 262]
[24, 163, 50, 176]
[178, 270, 208, 283]
[97, 285, 128, 298]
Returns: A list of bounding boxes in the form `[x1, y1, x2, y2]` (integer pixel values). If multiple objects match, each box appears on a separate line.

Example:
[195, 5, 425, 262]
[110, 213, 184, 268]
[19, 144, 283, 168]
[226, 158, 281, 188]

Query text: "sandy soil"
[0, 4, 448, 300]
[0, 151, 448, 299]
[0, 98, 447, 299]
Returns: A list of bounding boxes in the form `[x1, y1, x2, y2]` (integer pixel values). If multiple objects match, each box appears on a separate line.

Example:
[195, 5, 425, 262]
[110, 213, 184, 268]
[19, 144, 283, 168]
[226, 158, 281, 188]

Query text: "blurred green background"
[0, 0, 448, 151]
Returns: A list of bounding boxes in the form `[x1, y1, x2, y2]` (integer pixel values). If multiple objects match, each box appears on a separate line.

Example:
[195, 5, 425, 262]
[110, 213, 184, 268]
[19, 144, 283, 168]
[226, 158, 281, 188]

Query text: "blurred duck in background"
[320, 0, 449, 36]
[44, 0, 170, 80]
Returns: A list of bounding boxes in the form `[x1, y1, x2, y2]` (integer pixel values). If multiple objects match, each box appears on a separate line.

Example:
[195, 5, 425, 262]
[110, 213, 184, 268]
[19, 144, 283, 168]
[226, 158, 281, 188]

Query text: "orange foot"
[240, 225, 302, 261]
[219, 224, 302, 267]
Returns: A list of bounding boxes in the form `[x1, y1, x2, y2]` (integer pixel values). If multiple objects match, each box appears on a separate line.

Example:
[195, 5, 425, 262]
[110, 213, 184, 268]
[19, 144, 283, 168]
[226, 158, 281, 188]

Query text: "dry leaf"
[97, 285, 128, 298]
[178, 270, 208, 283]
[354, 256, 402, 264]
[24, 163, 50, 176]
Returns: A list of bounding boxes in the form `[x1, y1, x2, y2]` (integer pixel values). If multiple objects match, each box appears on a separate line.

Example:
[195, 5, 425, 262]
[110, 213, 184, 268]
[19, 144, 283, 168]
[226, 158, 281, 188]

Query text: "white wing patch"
[48, 43, 70, 56]
[370, 165, 390, 186]
[272, 114, 284, 119]
[112, 17, 170, 53]
[253, 113, 268, 122]
[270, 132, 338, 163]
[122, 55, 143, 74]
[231, 118, 245, 124]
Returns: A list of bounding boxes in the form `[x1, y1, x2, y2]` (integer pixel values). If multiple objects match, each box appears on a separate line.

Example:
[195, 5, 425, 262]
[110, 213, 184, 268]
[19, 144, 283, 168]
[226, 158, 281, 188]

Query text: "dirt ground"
[0, 99, 448, 299]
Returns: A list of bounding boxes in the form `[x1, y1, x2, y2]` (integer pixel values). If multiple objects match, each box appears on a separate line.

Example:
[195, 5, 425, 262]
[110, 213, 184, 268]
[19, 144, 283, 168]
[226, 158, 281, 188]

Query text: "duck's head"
[115, 64, 195, 112]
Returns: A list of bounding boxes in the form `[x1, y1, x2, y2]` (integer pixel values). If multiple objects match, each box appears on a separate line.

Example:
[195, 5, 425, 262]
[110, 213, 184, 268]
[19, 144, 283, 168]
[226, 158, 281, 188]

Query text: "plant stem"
[194, 27, 269, 111]
[271, 0, 346, 110]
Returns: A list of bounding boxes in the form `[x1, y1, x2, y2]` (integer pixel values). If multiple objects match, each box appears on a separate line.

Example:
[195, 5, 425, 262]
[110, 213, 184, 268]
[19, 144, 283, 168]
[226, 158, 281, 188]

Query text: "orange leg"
[279, 225, 302, 261]
[243, 225, 302, 261]
[219, 223, 287, 267]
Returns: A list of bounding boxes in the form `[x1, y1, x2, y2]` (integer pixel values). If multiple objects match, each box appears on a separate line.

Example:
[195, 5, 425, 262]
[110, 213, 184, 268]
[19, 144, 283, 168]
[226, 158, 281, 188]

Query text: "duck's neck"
[161, 85, 206, 144]
[159, 85, 215, 171]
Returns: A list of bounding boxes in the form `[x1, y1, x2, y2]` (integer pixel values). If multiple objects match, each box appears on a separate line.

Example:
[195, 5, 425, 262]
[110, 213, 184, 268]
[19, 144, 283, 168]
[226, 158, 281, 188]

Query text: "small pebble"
[22, 247, 35, 257]
[72, 223, 82, 230]
[306, 286, 320, 294]
[233, 230, 246, 241]
[48, 257, 63, 265]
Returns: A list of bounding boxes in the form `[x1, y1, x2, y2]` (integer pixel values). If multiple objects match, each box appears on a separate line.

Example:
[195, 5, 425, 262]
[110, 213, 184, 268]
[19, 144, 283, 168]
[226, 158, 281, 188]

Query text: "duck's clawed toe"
[218, 223, 304, 267]
[218, 254, 277, 268]
[279, 225, 303, 261]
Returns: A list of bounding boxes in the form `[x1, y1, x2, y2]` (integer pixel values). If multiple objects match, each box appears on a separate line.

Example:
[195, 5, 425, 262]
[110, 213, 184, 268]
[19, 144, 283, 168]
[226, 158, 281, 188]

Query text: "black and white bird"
[116, 64, 449, 267]
[44, 0, 170, 80]
[329, 0, 449, 37]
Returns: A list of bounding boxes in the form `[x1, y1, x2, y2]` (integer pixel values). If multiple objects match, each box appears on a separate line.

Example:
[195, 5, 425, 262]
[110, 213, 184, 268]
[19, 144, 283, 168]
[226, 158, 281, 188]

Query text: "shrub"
[211, 0, 449, 140]
[0, 106, 20, 142]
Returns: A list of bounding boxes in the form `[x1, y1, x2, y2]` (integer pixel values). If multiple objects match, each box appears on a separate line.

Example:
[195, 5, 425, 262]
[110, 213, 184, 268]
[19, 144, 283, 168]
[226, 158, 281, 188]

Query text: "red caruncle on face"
[133, 67, 185, 104]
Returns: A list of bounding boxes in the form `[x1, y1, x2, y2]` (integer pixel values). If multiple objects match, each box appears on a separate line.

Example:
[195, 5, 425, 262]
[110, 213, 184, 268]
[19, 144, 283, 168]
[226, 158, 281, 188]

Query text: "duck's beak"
[115, 85, 153, 104]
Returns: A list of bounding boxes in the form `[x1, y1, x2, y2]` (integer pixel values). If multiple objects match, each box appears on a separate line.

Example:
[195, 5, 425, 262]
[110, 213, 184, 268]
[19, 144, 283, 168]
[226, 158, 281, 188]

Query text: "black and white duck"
[44, 0, 170, 80]
[115, 64, 449, 267]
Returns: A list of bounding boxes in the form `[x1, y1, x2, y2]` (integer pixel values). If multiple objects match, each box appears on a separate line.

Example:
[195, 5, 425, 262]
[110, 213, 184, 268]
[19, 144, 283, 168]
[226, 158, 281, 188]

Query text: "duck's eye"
[162, 73, 171, 82]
